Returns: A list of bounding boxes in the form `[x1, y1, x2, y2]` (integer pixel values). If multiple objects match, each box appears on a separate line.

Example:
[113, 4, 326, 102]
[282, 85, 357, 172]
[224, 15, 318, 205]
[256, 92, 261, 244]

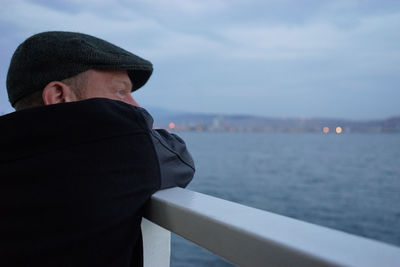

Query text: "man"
[0, 31, 195, 266]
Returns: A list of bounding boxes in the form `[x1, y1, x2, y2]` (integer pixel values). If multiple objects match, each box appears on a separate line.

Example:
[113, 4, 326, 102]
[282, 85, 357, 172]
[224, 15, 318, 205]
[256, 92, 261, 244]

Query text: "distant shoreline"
[154, 113, 400, 133]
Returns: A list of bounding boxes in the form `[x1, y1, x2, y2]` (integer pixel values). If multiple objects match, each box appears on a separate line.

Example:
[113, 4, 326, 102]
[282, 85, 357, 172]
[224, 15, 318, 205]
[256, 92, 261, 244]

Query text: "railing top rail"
[145, 187, 400, 267]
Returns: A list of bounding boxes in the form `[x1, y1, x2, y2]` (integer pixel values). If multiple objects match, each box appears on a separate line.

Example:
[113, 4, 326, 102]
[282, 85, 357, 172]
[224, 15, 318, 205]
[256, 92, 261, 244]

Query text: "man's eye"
[117, 89, 126, 95]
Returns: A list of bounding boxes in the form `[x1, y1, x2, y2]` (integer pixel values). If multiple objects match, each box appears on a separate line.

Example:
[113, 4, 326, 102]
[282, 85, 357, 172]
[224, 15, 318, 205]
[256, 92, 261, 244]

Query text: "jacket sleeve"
[138, 107, 195, 189]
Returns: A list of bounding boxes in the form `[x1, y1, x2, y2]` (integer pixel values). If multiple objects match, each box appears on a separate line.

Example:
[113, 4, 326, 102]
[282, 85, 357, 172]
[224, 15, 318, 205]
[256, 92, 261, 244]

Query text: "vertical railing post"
[141, 218, 171, 267]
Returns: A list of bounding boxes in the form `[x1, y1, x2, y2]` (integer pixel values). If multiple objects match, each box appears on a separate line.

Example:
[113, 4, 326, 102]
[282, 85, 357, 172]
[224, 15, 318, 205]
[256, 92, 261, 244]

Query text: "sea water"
[170, 132, 400, 267]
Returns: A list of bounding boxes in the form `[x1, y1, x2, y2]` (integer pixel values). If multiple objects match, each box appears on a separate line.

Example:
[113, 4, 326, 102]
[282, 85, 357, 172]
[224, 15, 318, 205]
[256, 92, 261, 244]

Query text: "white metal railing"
[143, 187, 400, 267]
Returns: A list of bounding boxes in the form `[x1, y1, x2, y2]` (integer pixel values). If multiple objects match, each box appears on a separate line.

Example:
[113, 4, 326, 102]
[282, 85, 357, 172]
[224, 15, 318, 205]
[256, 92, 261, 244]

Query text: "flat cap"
[6, 31, 153, 106]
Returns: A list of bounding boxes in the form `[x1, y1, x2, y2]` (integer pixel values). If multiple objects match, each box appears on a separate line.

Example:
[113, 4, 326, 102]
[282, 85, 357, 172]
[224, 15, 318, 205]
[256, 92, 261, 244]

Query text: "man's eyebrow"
[114, 79, 132, 89]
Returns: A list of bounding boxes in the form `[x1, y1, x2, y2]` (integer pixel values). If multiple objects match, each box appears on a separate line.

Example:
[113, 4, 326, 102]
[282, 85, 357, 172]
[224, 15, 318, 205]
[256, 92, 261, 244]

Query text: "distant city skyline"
[149, 107, 400, 133]
[1, 0, 399, 119]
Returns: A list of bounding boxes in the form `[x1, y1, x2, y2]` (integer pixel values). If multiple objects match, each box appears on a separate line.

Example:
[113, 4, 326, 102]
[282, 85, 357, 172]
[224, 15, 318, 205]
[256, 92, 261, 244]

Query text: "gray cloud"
[1, 0, 399, 119]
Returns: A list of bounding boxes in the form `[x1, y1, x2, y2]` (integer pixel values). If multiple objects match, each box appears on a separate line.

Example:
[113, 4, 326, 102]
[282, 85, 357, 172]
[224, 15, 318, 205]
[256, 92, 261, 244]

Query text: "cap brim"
[128, 68, 153, 92]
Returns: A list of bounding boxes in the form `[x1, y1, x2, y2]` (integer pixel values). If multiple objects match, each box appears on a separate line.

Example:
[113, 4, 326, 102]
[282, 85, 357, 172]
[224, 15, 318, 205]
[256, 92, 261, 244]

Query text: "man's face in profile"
[77, 69, 140, 107]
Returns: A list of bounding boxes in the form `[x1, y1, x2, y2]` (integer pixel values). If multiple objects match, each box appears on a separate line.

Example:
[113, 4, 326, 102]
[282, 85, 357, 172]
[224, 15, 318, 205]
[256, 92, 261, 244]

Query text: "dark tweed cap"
[6, 31, 153, 106]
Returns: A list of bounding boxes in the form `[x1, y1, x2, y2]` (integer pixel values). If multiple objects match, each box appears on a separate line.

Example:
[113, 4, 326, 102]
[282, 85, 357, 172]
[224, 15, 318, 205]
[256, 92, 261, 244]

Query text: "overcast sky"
[1, 0, 399, 119]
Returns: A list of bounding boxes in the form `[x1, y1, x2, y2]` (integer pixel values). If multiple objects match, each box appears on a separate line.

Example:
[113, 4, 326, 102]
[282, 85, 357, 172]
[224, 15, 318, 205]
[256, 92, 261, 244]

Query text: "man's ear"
[42, 81, 77, 105]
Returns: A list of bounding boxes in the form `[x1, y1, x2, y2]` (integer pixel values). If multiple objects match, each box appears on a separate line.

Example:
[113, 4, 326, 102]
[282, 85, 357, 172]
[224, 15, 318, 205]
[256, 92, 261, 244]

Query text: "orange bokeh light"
[322, 126, 329, 134]
[169, 122, 175, 129]
[336, 126, 343, 134]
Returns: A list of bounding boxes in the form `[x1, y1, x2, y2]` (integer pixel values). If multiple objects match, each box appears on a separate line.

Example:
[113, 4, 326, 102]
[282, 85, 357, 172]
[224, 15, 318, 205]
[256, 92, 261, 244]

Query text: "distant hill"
[151, 111, 400, 133]
[144, 106, 183, 119]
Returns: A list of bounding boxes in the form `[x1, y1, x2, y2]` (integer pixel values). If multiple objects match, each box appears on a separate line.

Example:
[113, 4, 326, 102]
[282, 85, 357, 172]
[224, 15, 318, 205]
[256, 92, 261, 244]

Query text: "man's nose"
[127, 94, 140, 107]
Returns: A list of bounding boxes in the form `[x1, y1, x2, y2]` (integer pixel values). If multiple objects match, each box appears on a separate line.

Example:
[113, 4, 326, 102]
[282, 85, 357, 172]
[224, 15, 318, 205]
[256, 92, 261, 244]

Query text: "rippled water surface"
[169, 132, 400, 267]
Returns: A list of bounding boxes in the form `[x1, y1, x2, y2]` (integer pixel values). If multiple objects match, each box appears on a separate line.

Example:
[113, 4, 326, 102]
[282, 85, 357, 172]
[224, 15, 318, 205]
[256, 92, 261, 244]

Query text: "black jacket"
[0, 98, 195, 266]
